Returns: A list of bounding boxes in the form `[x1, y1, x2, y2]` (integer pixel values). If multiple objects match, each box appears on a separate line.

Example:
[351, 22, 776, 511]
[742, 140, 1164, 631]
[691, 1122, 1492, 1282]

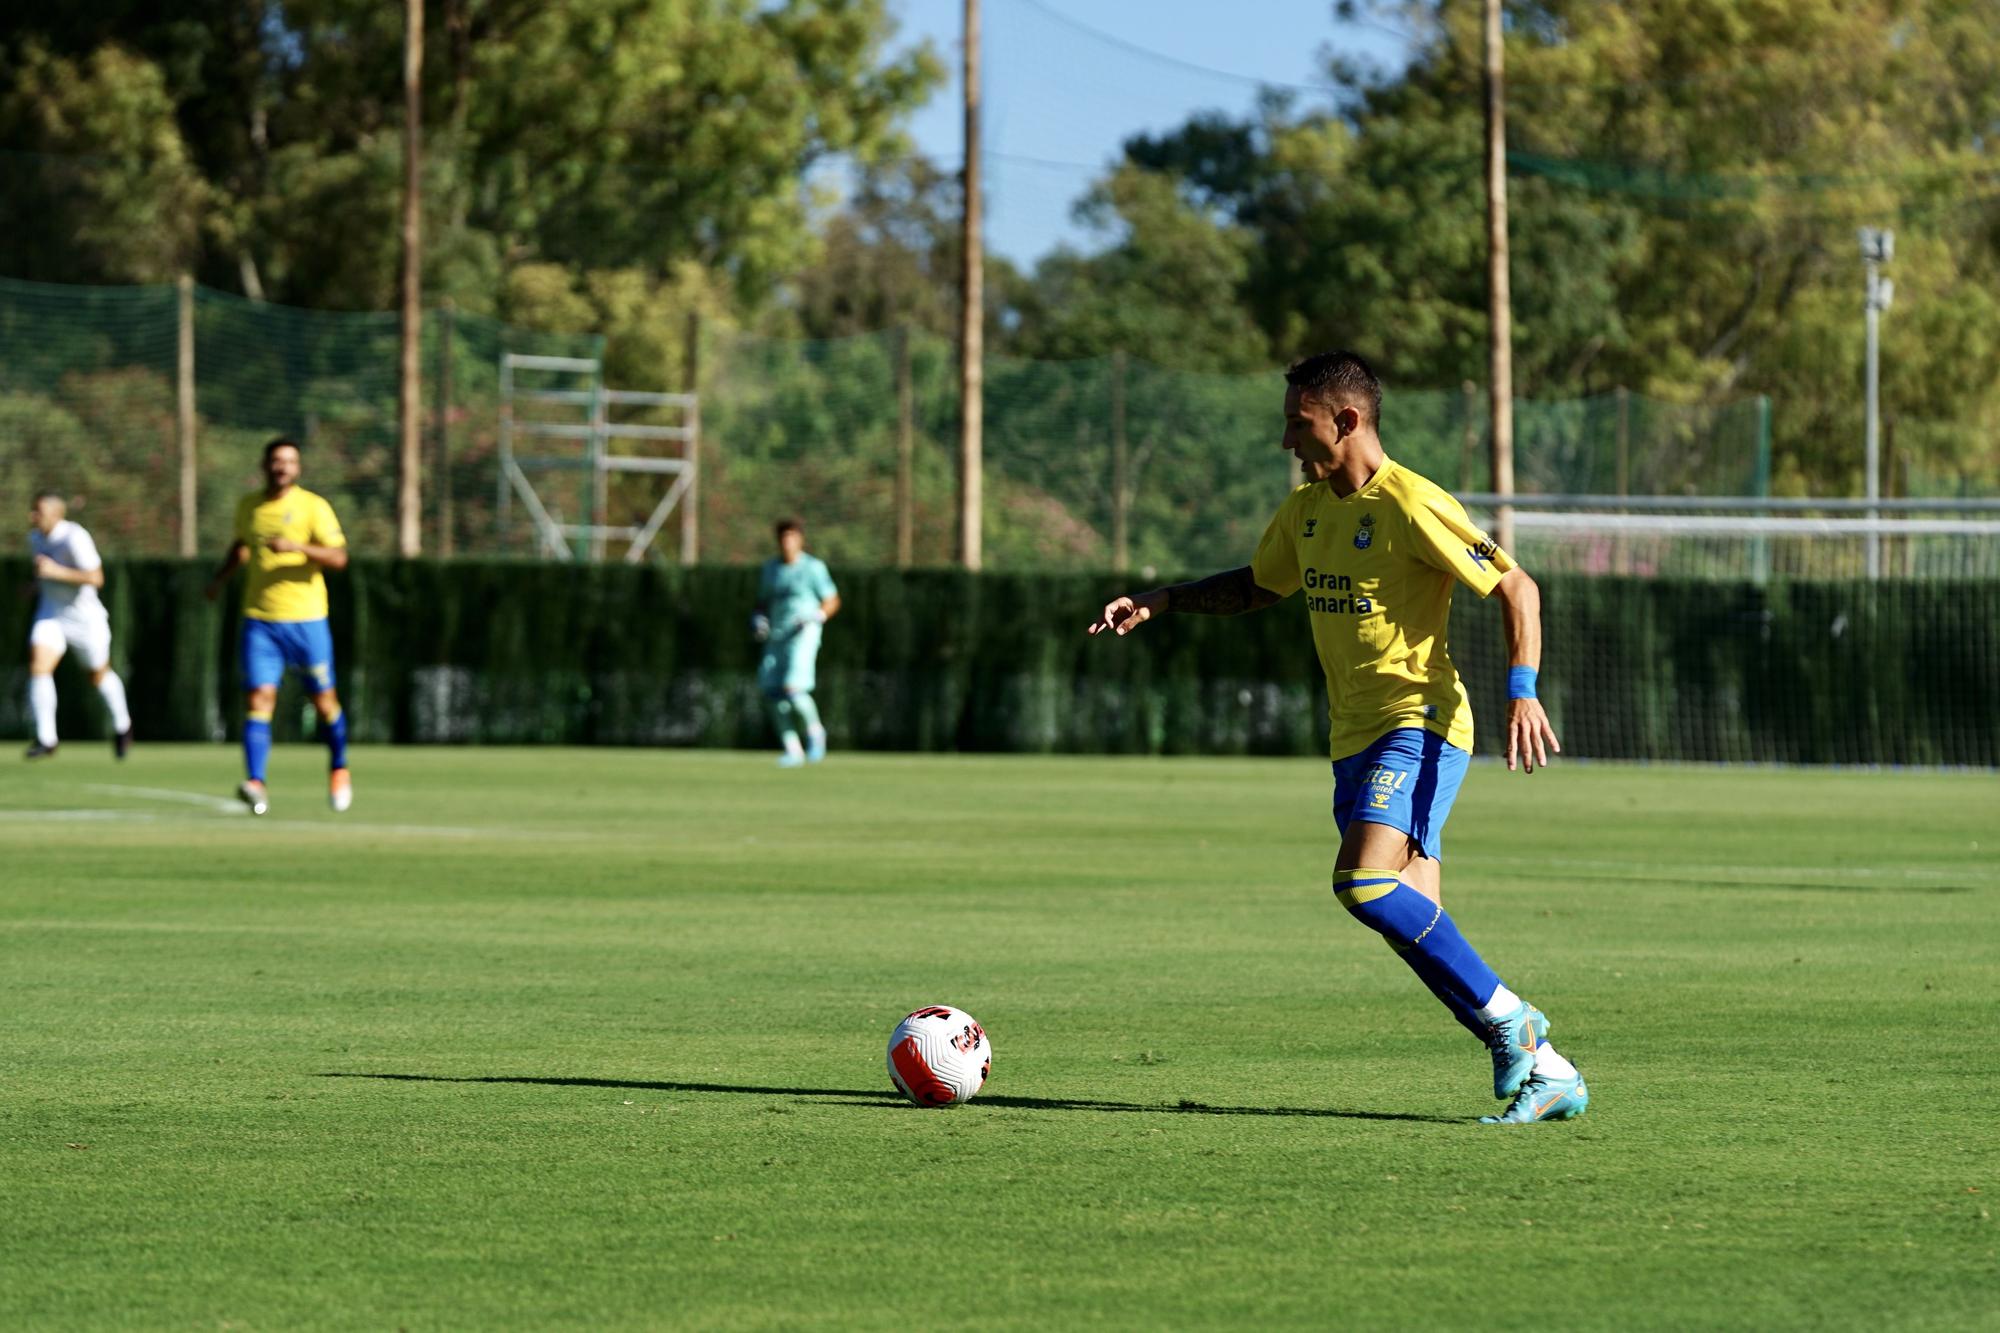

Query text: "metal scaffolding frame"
[496, 353, 699, 562]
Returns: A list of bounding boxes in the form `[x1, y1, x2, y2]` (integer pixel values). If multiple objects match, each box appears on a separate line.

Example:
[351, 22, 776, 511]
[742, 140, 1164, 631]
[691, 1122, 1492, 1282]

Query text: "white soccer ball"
[886, 1005, 991, 1107]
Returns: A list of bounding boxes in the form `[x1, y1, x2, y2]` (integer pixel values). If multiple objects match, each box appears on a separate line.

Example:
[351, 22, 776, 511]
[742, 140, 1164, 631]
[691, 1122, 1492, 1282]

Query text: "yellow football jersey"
[233, 487, 346, 622]
[1251, 459, 1515, 759]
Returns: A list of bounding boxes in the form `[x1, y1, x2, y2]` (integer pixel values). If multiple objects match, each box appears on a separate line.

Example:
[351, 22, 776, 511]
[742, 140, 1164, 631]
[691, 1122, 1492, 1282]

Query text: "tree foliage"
[0, 0, 941, 315]
[1067, 1, 2000, 491]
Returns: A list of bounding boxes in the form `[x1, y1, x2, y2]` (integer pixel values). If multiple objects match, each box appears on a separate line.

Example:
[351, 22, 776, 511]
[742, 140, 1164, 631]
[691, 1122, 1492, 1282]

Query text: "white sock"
[29, 674, 58, 747]
[781, 733, 804, 758]
[1476, 984, 1522, 1022]
[96, 670, 131, 732]
[1532, 1043, 1578, 1079]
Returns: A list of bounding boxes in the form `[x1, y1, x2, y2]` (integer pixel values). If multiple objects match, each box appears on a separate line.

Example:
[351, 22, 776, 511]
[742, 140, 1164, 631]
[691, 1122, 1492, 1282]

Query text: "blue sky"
[883, 0, 1414, 264]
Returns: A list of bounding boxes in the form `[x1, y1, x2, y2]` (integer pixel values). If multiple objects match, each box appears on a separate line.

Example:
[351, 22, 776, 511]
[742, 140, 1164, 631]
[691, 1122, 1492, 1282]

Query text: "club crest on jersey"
[1354, 513, 1375, 550]
[1303, 518, 1318, 538]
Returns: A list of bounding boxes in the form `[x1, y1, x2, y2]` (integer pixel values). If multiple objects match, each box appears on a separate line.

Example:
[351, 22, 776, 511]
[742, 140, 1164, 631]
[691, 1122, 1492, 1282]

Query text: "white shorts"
[30, 612, 113, 673]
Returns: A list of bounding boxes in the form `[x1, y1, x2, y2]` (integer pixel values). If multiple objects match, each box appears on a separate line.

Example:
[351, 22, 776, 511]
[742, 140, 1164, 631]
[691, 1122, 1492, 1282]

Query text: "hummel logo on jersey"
[1303, 518, 1318, 538]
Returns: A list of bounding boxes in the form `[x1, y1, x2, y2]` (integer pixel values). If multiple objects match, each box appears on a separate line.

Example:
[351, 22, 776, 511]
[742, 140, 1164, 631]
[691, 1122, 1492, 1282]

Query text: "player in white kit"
[25, 493, 133, 759]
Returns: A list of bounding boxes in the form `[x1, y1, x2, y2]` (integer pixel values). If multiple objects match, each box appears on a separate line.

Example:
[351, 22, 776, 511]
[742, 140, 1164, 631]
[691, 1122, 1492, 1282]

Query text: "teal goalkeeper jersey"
[759, 554, 837, 635]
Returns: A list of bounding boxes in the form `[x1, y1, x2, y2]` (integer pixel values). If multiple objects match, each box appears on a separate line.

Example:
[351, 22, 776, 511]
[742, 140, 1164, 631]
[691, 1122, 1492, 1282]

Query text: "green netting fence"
[4, 277, 1789, 574]
[0, 276, 603, 560]
[4, 559, 1994, 766]
[696, 328, 1782, 571]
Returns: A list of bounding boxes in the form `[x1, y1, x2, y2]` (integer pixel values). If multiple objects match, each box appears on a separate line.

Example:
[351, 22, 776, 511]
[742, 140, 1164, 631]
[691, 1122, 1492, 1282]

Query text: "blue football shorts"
[241, 617, 337, 694]
[1330, 726, 1471, 862]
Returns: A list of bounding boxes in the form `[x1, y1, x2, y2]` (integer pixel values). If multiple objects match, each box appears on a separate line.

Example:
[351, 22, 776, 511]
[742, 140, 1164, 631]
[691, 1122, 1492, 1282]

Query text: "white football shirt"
[29, 519, 107, 621]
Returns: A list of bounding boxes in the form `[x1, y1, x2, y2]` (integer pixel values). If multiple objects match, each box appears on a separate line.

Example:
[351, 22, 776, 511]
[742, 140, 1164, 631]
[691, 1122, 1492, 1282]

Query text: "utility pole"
[1859, 226, 1894, 581]
[395, 0, 425, 558]
[957, 0, 984, 571]
[1482, 0, 1515, 555]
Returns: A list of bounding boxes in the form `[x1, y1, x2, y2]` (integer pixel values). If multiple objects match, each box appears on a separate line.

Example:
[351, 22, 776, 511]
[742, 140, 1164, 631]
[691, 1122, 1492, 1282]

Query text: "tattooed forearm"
[1163, 566, 1282, 616]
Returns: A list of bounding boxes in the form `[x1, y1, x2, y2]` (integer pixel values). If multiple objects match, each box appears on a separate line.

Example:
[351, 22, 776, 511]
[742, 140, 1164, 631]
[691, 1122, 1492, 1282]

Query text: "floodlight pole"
[1860, 227, 1893, 580]
[1482, 0, 1516, 555]
[957, 0, 984, 571]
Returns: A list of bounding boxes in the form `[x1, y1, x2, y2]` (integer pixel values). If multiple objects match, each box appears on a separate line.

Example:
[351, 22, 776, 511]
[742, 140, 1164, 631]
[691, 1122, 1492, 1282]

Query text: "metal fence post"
[176, 274, 197, 557]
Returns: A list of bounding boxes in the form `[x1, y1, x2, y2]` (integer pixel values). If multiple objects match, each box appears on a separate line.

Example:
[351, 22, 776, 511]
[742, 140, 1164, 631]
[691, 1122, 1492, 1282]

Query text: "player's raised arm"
[1088, 566, 1282, 637]
[1492, 566, 1560, 773]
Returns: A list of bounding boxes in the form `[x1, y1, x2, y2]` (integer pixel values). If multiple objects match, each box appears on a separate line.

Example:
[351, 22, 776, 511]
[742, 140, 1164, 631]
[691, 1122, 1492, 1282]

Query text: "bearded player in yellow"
[205, 438, 351, 816]
[1089, 352, 1586, 1124]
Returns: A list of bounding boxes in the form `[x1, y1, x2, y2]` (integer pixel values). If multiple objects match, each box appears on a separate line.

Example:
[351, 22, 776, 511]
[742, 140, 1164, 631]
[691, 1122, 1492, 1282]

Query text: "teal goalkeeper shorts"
[1331, 726, 1471, 861]
[757, 622, 822, 697]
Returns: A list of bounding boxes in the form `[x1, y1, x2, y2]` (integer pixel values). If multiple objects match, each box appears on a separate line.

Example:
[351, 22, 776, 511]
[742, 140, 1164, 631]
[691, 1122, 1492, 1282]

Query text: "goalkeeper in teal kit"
[753, 518, 841, 767]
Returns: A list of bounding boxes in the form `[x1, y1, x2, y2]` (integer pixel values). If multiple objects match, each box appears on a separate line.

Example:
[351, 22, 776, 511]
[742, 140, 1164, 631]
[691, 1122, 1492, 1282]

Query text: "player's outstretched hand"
[1088, 590, 1166, 637]
[1506, 697, 1561, 773]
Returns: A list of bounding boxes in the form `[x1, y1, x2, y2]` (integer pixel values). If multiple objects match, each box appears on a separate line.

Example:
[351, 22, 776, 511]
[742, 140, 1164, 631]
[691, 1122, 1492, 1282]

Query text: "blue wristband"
[1507, 666, 1539, 700]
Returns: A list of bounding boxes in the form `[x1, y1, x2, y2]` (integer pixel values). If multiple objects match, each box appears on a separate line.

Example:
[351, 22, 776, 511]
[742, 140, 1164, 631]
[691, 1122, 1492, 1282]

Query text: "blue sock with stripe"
[244, 711, 272, 783]
[1333, 867, 1501, 1033]
[321, 707, 349, 771]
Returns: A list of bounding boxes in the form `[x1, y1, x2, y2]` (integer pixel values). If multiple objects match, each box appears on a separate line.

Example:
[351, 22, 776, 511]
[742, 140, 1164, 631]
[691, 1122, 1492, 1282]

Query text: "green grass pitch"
[2, 745, 1994, 1329]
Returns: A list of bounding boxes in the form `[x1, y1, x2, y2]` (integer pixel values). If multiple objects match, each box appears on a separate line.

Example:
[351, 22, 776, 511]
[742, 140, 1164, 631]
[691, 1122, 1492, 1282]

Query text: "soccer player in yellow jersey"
[204, 438, 351, 816]
[1089, 351, 1587, 1124]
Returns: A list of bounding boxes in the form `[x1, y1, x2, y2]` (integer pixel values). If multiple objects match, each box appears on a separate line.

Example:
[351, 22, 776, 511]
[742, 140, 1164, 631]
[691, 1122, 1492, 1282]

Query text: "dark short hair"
[1285, 351, 1383, 429]
[774, 517, 803, 538]
[32, 490, 64, 507]
[263, 437, 302, 462]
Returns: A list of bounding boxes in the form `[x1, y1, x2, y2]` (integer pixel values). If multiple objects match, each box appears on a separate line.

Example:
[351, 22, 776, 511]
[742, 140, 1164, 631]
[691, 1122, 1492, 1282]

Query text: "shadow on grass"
[320, 1072, 1459, 1124]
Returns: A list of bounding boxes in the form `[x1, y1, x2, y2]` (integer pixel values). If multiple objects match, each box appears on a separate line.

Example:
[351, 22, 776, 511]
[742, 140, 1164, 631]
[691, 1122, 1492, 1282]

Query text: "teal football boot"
[1482, 1002, 1550, 1099]
[1482, 1071, 1589, 1124]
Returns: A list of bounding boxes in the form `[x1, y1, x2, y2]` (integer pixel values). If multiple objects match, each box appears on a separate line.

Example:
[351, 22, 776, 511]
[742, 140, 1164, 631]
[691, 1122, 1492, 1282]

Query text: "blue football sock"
[1334, 867, 1502, 1023]
[1387, 939, 1489, 1038]
[244, 712, 272, 783]
[321, 707, 349, 771]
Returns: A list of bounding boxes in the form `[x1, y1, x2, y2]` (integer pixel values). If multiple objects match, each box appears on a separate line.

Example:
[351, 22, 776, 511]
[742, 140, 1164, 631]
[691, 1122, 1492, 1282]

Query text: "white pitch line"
[86, 783, 246, 815]
[0, 809, 163, 822]
[87, 786, 481, 835]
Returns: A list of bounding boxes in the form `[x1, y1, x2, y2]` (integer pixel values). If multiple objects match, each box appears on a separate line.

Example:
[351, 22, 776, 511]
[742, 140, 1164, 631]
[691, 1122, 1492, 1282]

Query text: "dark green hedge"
[3, 558, 1994, 765]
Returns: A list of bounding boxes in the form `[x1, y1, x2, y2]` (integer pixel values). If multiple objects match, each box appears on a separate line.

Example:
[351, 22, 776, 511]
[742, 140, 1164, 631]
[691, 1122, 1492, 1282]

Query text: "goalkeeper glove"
[750, 613, 771, 643]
